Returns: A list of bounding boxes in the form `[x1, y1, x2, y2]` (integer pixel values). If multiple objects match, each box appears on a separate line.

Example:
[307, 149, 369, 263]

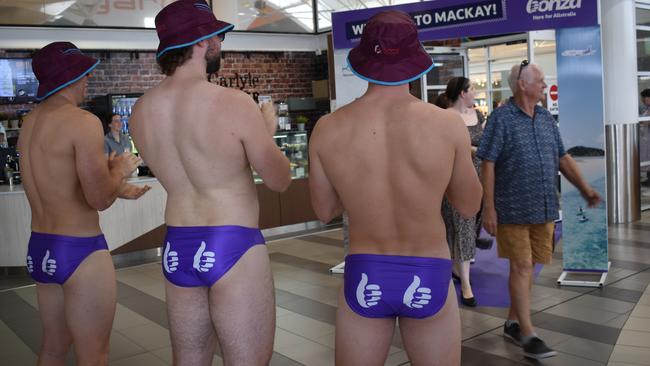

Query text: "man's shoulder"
[534, 105, 555, 121]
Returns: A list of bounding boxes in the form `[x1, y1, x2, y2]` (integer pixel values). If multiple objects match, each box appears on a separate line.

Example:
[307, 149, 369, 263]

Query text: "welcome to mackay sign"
[332, 0, 597, 49]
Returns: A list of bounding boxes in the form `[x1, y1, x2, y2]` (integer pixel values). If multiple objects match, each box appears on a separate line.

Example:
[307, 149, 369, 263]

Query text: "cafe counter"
[0, 177, 317, 267]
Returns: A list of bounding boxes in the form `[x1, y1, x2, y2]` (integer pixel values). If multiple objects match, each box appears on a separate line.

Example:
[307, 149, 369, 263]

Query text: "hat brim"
[347, 48, 434, 86]
[36, 58, 100, 101]
[156, 22, 234, 59]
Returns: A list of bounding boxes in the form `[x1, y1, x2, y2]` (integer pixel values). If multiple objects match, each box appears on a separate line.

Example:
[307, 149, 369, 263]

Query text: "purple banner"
[332, 0, 597, 49]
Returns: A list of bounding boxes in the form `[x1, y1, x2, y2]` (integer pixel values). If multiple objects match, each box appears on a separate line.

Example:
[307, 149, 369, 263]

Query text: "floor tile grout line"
[265, 226, 344, 244]
[0, 283, 35, 293]
[461, 266, 650, 346]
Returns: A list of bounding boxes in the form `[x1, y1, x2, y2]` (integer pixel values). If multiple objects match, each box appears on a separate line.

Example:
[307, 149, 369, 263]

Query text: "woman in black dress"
[436, 77, 484, 306]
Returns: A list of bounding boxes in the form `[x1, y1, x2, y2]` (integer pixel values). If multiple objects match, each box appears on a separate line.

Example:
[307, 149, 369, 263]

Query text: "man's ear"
[195, 40, 209, 50]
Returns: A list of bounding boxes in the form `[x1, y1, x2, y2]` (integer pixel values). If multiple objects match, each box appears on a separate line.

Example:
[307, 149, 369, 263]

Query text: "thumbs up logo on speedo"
[163, 242, 179, 274]
[403, 275, 432, 309]
[193, 241, 216, 273]
[41, 250, 57, 276]
[356, 273, 382, 308]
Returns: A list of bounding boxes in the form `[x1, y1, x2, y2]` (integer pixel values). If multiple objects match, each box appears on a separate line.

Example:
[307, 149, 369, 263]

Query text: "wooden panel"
[279, 178, 317, 226]
[256, 183, 282, 229]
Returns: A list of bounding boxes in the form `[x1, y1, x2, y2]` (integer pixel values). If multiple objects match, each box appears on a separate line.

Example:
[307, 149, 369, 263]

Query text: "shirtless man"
[129, 1, 291, 365]
[309, 11, 482, 365]
[19, 42, 149, 366]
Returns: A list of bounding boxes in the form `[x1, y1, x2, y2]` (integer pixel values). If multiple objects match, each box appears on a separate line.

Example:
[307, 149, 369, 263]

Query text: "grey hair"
[507, 62, 538, 94]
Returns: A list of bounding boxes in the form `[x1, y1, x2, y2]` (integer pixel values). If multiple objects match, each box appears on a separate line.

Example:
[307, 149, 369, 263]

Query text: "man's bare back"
[130, 77, 286, 227]
[19, 97, 138, 236]
[310, 89, 481, 258]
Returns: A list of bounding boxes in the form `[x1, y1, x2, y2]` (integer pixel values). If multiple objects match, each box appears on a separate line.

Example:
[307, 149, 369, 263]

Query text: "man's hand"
[482, 206, 498, 236]
[118, 182, 151, 199]
[260, 102, 278, 136]
[581, 187, 602, 208]
[108, 152, 142, 179]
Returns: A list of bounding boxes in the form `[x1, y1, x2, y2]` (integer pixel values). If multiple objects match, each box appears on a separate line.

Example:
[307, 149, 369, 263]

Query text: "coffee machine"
[0, 147, 20, 185]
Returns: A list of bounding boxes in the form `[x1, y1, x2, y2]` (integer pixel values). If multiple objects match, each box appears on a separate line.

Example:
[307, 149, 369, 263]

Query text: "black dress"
[442, 110, 484, 261]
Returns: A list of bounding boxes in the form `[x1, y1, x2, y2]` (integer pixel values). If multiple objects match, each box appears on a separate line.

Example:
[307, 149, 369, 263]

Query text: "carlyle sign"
[214, 72, 262, 100]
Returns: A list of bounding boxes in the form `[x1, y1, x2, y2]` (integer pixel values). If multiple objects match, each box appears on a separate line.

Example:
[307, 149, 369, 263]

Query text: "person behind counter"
[129, 1, 290, 365]
[104, 114, 132, 156]
[0, 124, 7, 148]
[19, 42, 150, 366]
[309, 11, 481, 365]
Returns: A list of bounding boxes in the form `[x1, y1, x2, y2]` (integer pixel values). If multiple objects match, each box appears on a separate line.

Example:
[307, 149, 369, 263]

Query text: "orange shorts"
[496, 222, 555, 264]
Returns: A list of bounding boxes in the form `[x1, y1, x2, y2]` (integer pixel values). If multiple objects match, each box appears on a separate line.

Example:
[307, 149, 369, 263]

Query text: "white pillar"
[602, 0, 641, 222]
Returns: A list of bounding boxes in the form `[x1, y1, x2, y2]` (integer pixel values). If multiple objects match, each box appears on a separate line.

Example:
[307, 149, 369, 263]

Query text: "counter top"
[0, 176, 158, 195]
[0, 177, 166, 266]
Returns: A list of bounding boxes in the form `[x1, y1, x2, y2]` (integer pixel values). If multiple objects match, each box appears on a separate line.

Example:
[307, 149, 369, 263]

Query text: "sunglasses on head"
[517, 59, 529, 80]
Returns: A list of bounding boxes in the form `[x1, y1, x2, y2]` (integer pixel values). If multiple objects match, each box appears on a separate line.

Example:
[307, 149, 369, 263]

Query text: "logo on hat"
[193, 2, 212, 12]
[61, 48, 82, 55]
[374, 44, 399, 56]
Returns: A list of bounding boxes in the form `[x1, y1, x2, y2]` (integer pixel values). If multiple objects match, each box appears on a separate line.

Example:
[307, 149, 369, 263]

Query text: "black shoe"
[523, 337, 557, 359]
[503, 322, 523, 346]
[461, 295, 477, 307]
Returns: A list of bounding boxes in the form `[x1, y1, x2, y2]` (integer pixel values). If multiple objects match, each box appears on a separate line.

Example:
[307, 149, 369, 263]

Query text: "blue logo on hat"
[194, 3, 212, 12]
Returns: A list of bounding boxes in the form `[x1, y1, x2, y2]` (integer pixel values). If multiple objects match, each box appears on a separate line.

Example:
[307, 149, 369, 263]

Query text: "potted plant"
[296, 115, 308, 131]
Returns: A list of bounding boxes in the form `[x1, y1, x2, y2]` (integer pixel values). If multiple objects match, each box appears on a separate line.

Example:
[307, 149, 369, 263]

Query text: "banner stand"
[557, 262, 610, 288]
[329, 262, 345, 274]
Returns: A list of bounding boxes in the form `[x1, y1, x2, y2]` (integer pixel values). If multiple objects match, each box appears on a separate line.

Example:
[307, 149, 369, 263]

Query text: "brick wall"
[0, 49, 321, 119]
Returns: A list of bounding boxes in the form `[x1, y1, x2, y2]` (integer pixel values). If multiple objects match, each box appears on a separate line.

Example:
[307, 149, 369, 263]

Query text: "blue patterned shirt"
[477, 99, 566, 224]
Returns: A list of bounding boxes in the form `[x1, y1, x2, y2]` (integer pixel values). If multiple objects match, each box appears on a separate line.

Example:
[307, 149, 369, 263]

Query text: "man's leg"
[63, 250, 116, 366]
[36, 283, 72, 366]
[335, 287, 395, 365]
[399, 282, 461, 366]
[165, 282, 216, 366]
[209, 245, 274, 366]
[508, 257, 535, 336]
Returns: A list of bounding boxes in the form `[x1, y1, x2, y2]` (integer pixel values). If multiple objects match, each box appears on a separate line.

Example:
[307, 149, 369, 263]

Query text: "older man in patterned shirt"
[477, 61, 601, 360]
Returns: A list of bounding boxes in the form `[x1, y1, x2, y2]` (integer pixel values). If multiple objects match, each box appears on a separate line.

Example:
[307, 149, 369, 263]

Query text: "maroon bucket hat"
[32, 42, 99, 101]
[347, 10, 433, 86]
[155, 0, 234, 59]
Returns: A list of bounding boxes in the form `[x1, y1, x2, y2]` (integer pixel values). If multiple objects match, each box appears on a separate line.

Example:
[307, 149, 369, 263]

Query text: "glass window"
[639, 5, 650, 211]
[637, 7, 650, 27]
[0, 0, 173, 28]
[490, 70, 507, 90]
[638, 30, 650, 72]
[426, 54, 465, 86]
[491, 89, 512, 110]
[641, 121, 650, 210]
[639, 75, 650, 117]
[474, 90, 488, 116]
[427, 89, 443, 106]
[237, 0, 315, 33]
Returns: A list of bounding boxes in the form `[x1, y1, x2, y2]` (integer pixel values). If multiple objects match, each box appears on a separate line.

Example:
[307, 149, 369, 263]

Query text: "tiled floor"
[1, 211, 650, 365]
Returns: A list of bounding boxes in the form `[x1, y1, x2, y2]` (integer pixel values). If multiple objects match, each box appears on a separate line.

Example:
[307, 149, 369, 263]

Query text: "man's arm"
[237, 93, 291, 192]
[476, 112, 504, 235]
[73, 113, 141, 210]
[117, 182, 151, 200]
[308, 116, 343, 223]
[445, 115, 482, 219]
[559, 154, 601, 207]
[480, 161, 498, 236]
